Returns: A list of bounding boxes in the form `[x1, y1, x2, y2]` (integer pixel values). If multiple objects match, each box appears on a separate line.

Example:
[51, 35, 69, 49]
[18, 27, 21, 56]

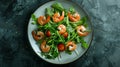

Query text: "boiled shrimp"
[76, 25, 89, 36]
[52, 11, 64, 23]
[66, 41, 77, 51]
[38, 15, 50, 25]
[68, 12, 80, 22]
[40, 40, 50, 52]
[32, 31, 44, 41]
[58, 24, 66, 34]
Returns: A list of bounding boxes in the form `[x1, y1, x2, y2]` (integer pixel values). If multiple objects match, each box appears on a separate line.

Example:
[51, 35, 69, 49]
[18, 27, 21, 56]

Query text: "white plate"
[28, 0, 93, 64]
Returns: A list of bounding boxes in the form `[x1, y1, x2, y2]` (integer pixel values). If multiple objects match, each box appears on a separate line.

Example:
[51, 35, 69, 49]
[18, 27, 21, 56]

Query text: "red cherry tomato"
[57, 43, 65, 51]
[63, 32, 68, 38]
[46, 30, 51, 37]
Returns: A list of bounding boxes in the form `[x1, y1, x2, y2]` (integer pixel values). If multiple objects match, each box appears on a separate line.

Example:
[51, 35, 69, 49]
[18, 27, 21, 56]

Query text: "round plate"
[28, 0, 93, 64]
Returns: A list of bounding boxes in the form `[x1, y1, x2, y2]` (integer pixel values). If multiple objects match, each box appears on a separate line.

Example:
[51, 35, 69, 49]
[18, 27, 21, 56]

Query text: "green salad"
[31, 2, 90, 59]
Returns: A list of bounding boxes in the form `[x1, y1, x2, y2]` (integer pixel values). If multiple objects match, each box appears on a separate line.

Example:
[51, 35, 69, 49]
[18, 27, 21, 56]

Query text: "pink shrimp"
[52, 11, 64, 23]
[32, 31, 44, 41]
[40, 40, 50, 53]
[68, 12, 80, 22]
[38, 16, 50, 25]
[76, 25, 89, 36]
[66, 41, 77, 51]
[58, 24, 66, 35]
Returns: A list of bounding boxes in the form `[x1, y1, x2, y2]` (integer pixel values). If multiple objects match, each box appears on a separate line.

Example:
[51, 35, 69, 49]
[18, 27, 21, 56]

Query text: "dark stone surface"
[0, 0, 120, 67]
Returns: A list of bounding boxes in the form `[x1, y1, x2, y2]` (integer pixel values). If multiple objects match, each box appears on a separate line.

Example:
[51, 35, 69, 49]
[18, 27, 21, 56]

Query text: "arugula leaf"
[76, 36, 81, 43]
[45, 8, 53, 17]
[81, 17, 87, 23]
[37, 40, 43, 44]
[69, 7, 75, 14]
[81, 17, 88, 27]
[64, 9, 68, 17]
[41, 44, 59, 59]
[56, 31, 65, 43]
[51, 2, 64, 12]
[70, 31, 77, 40]
[81, 42, 89, 49]
[80, 37, 89, 49]
[66, 16, 69, 26]
[31, 14, 37, 24]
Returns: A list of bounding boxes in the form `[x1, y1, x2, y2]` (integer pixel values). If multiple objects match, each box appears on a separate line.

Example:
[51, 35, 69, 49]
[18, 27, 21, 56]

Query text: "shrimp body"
[66, 41, 77, 51]
[58, 24, 66, 34]
[40, 40, 50, 52]
[32, 31, 44, 41]
[76, 25, 89, 36]
[68, 12, 80, 22]
[52, 11, 64, 23]
[38, 16, 50, 25]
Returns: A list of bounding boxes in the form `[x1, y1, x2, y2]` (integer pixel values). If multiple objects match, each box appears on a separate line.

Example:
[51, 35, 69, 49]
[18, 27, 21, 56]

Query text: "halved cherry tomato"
[57, 43, 65, 51]
[46, 30, 51, 37]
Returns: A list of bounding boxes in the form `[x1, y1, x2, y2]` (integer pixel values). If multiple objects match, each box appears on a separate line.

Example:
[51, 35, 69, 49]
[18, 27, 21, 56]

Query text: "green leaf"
[83, 22, 88, 27]
[51, 2, 64, 12]
[45, 8, 53, 17]
[56, 31, 65, 43]
[37, 40, 43, 44]
[31, 14, 37, 24]
[77, 20, 83, 25]
[80, 37, 89, 49]
[41, 44, 59, 59]
[81, 17, 87, 23]
[64, 9, 68, 17]
[70, 32, 77, 40]
[80, 17, 88, 27]
[81, 42, 89, 49]
[49, 44, 59, 59]
[69, 7, 75, 14]
[76, 36, 80, 43]
[66, 16, 69, 26]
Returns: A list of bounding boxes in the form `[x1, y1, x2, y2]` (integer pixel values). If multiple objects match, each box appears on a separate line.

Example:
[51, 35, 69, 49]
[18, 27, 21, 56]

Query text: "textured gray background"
[0, 0, 120, 67]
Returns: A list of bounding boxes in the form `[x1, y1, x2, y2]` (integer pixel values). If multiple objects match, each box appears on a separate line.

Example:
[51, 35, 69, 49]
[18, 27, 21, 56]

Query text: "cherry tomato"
[63, 32, 68, 38]
[46, 30, 51, 37]
[57, 43, 65, 51]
